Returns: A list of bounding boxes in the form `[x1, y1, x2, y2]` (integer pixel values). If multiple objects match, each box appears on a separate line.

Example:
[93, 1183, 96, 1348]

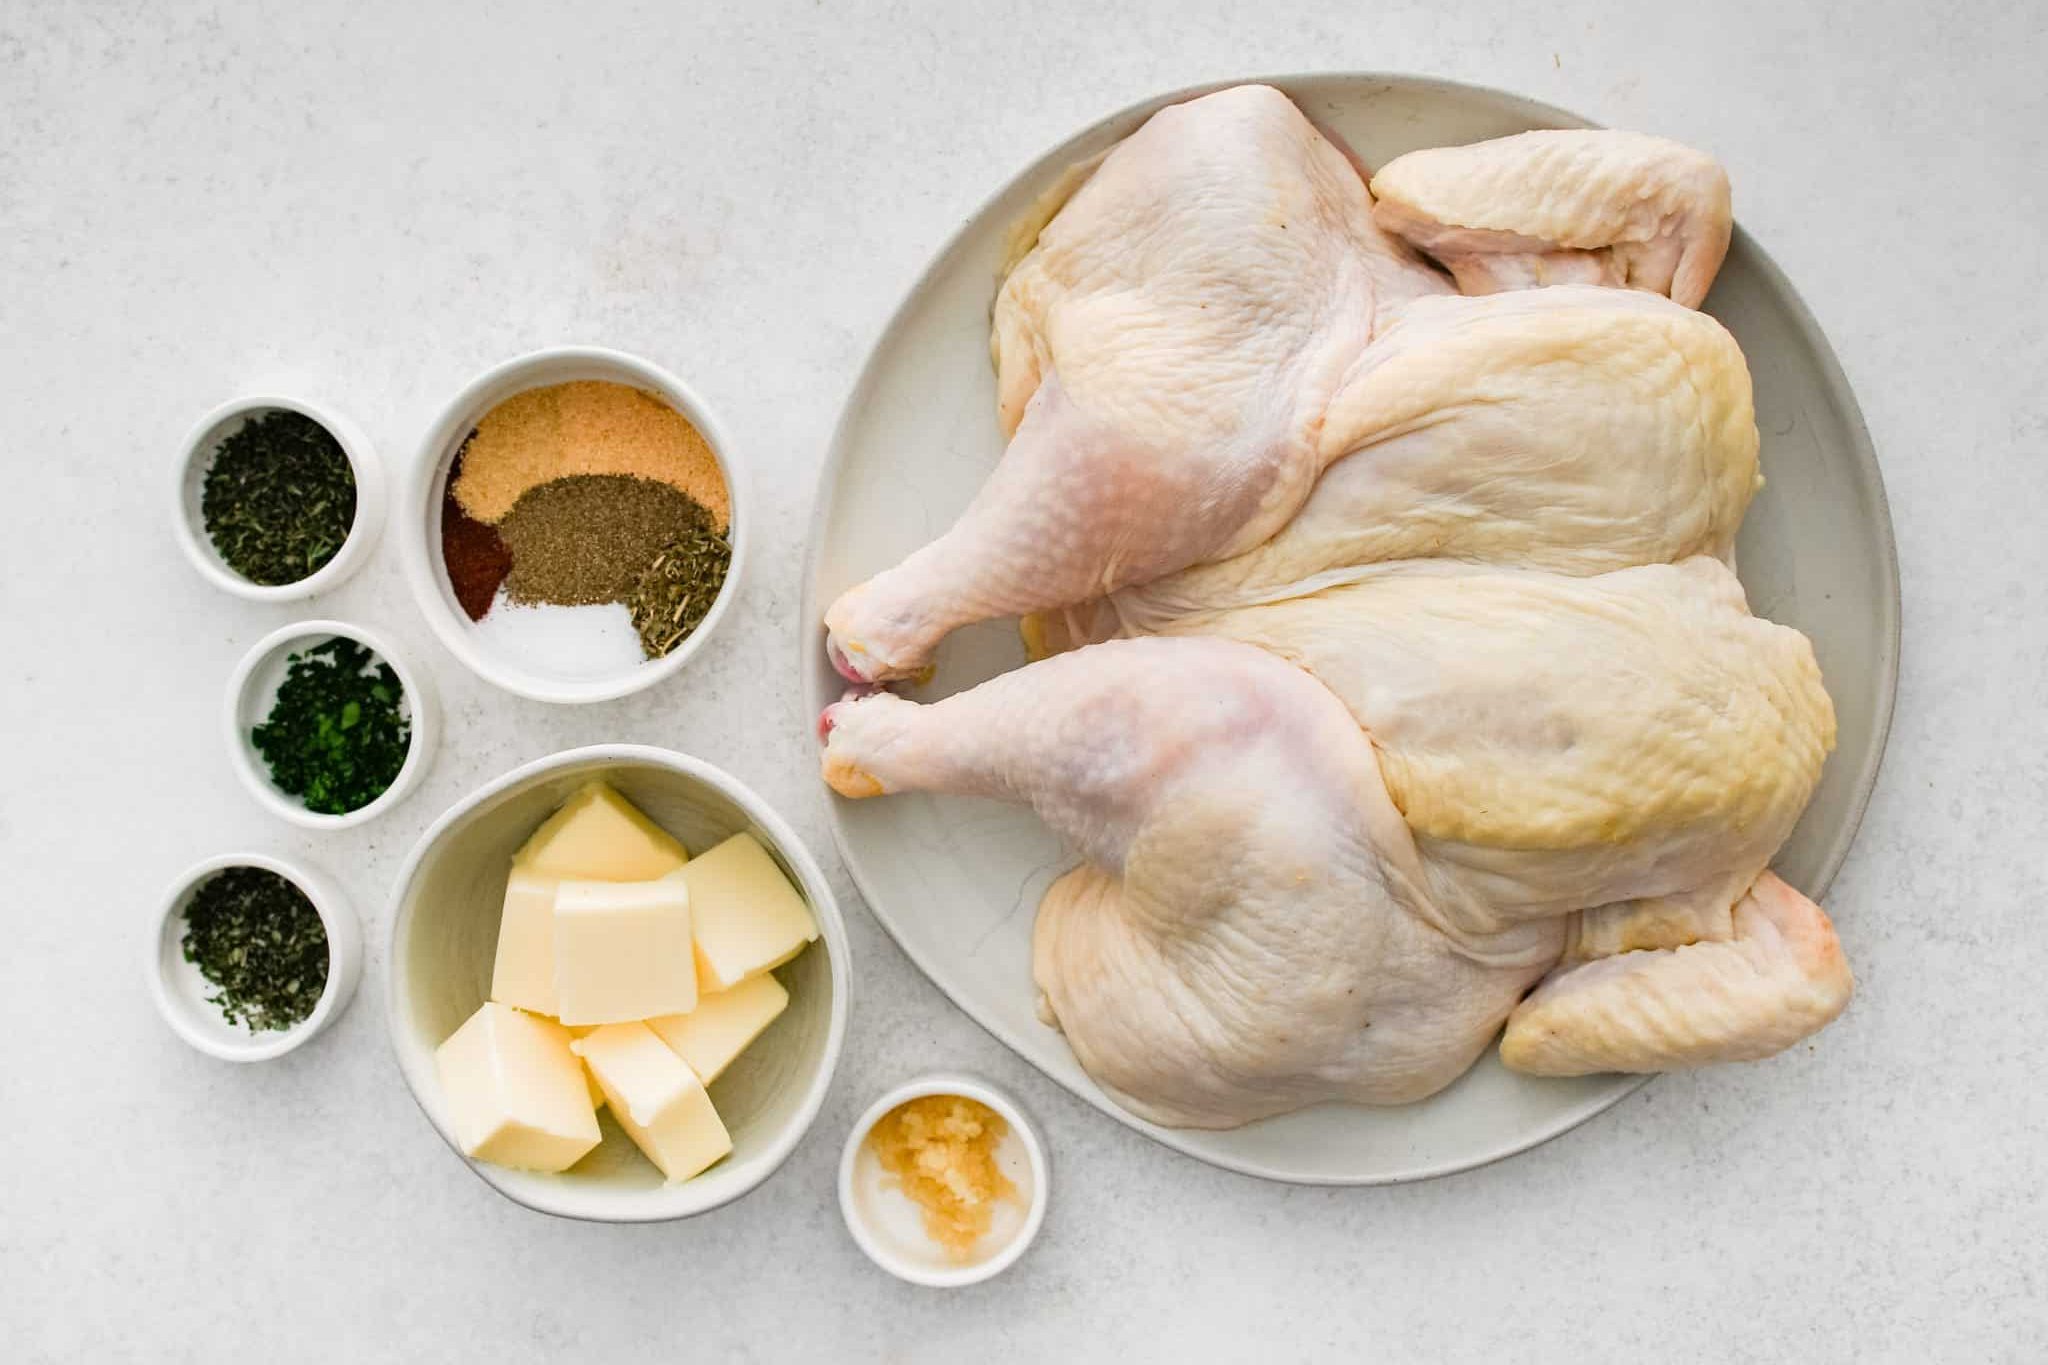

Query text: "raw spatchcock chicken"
[819, 85, 1852, 1129]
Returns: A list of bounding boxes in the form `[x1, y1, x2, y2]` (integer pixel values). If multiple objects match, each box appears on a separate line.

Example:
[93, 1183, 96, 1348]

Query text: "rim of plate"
[798, 71, 1901, 1185]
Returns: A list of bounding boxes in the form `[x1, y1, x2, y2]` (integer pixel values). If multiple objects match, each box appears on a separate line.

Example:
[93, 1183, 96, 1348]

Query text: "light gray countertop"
[5, 1, 2043, 1359]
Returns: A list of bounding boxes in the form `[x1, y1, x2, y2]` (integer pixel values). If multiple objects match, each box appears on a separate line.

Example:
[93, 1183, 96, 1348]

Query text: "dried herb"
[251, 637, 411, 815]
[182, 866, 329, 1032]
[201, 410, 357, 585]
[628, 520, 732, 658]
[498, 474, 717, 608]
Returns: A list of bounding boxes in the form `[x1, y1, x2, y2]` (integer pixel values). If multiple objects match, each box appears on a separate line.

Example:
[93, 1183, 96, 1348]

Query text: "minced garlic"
[867, 1095, 1019, 1260]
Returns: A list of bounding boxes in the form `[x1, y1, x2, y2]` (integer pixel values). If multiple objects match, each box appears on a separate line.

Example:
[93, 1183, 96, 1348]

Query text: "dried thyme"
[629, 520, 732, 658]
[182, 867, 329, 1031]
[201, 410, 357, 585]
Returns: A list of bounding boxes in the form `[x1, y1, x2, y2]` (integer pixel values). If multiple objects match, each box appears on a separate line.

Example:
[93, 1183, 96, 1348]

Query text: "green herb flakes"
[201, 410, 357, 586]
[251, 637, 411, 815]
[182, 867, 329, 1032]
[628, 521, 733, 659]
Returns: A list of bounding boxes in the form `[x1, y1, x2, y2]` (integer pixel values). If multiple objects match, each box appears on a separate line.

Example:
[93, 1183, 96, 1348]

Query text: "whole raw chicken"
[819, 85, 1852, 1129]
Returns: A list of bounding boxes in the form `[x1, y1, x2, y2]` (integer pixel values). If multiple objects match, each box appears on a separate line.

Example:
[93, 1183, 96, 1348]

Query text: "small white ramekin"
[148, 852, 363, 1062]
[171, 394, 385, 601]
[402, 346, 748, 705]
[223, 618, 438, 830]
[839, 1072, 1050, 1287]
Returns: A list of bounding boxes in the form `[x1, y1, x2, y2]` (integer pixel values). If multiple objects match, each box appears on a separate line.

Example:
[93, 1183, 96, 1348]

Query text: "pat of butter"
[488, 869, 559, 1016]
[552, 875, 697, 1026]
[571, 1022, 732, 1182]
[683, 833, 820, 993]
[646, 972, 789, 1085]
[434, 1003, 600, 1173]
[514, 780, 688, 882]
[563, 1024, 606, 1110]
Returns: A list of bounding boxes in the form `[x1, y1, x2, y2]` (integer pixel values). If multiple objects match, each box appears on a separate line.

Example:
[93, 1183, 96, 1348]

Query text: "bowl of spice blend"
[172, 394, 384, 601]
[148, 852, 362, 1061]
[224, 619, 437, 829]
[405, 347, 745, 704]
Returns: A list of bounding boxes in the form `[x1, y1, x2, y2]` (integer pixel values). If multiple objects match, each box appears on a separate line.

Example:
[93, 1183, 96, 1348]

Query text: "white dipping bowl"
[386, 745, 850, 1222]
[148, 852, 363, 1062]
[840, 1073, 1049, 1287]
[224, 619, 437, 830]
[403, 347, 747, 705]
[172, 394, 385, 601]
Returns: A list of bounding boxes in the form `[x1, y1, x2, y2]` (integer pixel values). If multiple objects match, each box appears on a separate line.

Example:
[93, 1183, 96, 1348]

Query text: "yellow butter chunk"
[646, 972, 789, 1084]
[514, 781, 688, 882]
[683, 833, 819, 993]
[563, 1024, 606, 1110]
[434, 1003, 600, 1173]
[488, 869, 560, 1016]
[571, 1022, 732, 1182]
[552, 874, 697, 1026]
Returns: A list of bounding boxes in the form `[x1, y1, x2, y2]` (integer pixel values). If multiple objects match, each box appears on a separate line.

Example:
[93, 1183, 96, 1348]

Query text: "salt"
[468, 593, 647, 680]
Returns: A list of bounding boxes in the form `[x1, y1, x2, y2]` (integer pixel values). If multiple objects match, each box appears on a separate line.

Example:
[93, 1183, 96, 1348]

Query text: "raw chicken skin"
[824, 85, 1436, 685]
[823, 636, 1549, 1126]
[1502, 873, 1852, 1076]
[822, 561, 1840, 1126]
[1036, 286, 1760, 645]
[819, 87, 1852, 1127]
[1167, 559, 1833, 894]
[828, 91, 1747, 683]
[1371, 129, 1734, 307]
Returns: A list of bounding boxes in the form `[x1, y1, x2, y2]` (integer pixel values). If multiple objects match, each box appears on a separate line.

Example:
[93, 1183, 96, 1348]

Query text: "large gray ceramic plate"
[803, 74, 1899, 1184]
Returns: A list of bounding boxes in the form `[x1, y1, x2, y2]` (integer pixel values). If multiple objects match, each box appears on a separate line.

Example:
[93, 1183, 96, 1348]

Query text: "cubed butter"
[646, 972, 789, 1084]
[683, 833, 819, 993]
[434, 1003, 600, 1173]
[571, 1022, 732, 1183]
[488, 869, 559, 1016]
[514, 780, 688, 881]
[552, 874, 697, 1025]
[564, 1024, 606, 1110]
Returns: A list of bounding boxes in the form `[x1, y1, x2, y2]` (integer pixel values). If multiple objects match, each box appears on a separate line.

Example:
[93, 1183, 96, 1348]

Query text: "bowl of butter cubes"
[386, 744, 849, 1221]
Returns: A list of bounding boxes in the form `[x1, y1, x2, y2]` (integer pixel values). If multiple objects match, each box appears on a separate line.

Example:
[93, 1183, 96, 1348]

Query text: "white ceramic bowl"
[148, 852, 363, 1061]
[223, 618, 437, 830]
[403, 346, 748, 705]
[386, 745, 849, 1221]
[171, 394, 385, 600]
[839, 1073, 1049, 1287]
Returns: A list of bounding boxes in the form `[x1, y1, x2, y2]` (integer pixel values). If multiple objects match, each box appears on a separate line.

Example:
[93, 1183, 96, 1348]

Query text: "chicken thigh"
[824, 635, 1547, 1126]
[823, 84, 1432, 684]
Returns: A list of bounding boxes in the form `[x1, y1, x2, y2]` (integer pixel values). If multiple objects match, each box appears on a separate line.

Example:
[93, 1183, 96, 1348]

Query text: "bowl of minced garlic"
[406, 347, 745, 704]
[839, 1075, 1048, 1286]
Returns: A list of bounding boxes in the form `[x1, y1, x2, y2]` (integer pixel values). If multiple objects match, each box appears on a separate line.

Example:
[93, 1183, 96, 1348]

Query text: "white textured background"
[4, 1, 2044, 1359]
